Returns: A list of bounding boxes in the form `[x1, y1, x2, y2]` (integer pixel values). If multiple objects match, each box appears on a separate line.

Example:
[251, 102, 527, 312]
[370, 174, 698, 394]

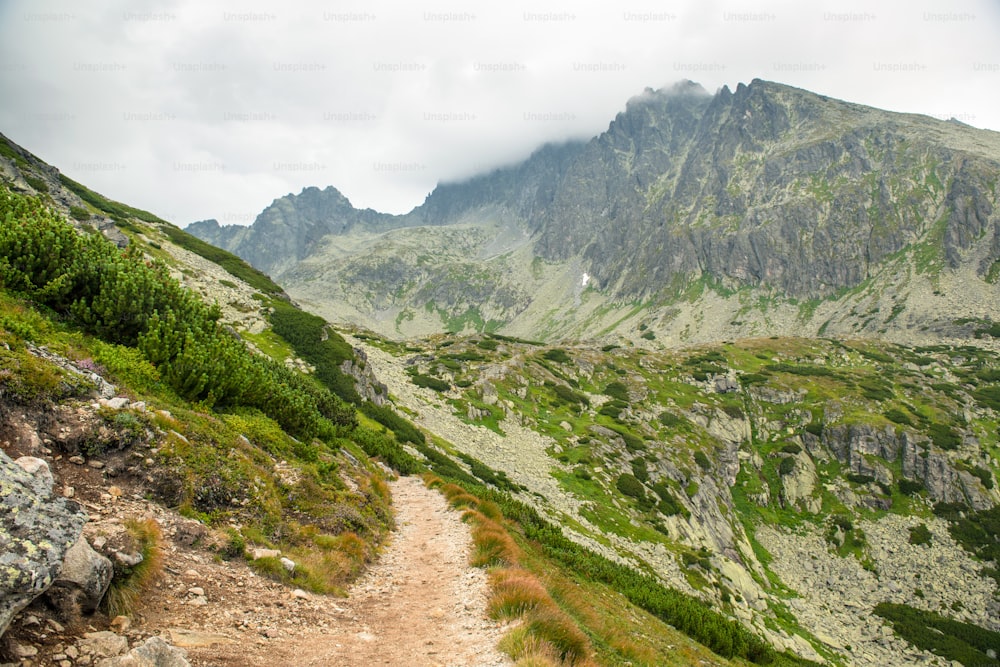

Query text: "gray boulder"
[98, 636, 190, 667]
[0, 451, 88, 637]
[46, 535, 113, 613]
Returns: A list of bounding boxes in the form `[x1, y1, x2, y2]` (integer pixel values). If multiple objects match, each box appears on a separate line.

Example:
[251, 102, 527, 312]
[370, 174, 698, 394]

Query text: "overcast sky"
[1, 0, 998, 225]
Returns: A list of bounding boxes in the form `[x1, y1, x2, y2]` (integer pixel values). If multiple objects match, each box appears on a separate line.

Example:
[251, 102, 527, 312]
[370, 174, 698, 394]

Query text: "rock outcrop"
[0, 450, 88, 636]
[97, 636, 190, 667]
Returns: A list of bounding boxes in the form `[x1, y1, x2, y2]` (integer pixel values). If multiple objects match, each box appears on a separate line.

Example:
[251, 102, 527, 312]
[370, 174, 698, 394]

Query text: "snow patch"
[581, 272, 590, 287]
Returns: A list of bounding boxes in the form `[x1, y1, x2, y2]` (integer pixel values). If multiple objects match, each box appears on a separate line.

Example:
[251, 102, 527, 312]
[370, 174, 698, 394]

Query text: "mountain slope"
[0, 131, 822, 666]
[189, 79, 1000, 343]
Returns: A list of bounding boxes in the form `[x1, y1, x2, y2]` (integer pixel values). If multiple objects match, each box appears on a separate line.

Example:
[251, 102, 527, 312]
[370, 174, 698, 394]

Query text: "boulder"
[0, 449, 88, 637]
[46, 535, 114, 613]
[98, 636, 190, 667]
[79, 630, 129, 659]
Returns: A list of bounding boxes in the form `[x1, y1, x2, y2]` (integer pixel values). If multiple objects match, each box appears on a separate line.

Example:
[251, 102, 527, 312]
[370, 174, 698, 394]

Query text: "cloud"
[0, 0, 998, 223]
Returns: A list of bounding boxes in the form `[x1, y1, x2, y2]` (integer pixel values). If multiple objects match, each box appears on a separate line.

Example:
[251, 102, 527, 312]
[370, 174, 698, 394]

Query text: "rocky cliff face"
[188, 186, 404, 278]
[188, 79, 1000, 342]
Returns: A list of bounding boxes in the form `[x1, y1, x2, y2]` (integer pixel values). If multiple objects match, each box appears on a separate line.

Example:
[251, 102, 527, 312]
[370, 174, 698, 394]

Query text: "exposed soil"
[3, 408, 511, 667]
[186, 475, 511, 667]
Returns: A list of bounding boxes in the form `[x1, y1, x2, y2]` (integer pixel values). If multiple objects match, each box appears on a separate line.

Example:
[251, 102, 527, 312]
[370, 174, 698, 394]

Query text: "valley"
[3, 75, 1000, 667]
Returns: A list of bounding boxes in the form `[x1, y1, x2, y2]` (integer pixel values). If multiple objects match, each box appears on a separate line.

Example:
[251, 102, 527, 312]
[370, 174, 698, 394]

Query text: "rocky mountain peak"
[187, 80, 1000, 343]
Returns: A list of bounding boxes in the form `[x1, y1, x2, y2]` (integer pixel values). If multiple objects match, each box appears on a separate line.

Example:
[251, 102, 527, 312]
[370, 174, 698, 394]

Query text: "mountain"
[5, 128, 1000, 666]
[188, 79, 1000, 344]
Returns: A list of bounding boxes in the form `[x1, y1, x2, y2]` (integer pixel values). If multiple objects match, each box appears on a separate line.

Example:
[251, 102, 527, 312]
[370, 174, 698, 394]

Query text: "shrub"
[630, 458, 649, 482]
[615, 473, 646, 500]
[361, 401, 425, 445]
[599, 403, 623, 419]
[694, 450, 711, 470]
[268, 300, 360, 403]
[859, 378, 893, 401]
[874, 602, 1000, 666]
[24, 174, 49, 193]
[542, 348, 571, 364]
[549, 383, 588, 406]
[604, 381, 629, 402]
[970, 466, 994, 490]
[658, 411, 683, 427]
[69, 205, 91, 220]
[884, 408, 913, 426]
[929, 423, 961, 450]
[411, 373, 450, 392]
[899, 479, 924, 496]
[219, 528, 246, 560]
[909, 524, 932, 546]
[780, 443, 803, 455]
[778, 456, 796, 476]
[351, 425, 421, 474]
[609, 425, 645, 452]
[972, 385, 1000, 412]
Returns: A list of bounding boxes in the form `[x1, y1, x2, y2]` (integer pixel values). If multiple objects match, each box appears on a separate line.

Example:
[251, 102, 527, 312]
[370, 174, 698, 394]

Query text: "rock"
[97, 636, 190, 667]
[11, 642, 39, 657]
[251, 548, 280, 561]
[0, 447, 88, 637]
[80, 630, 129, 658]
[47, 536, 114, 613]
[69, 455, 86, 465]
[110, 615, 131, 632]
[14, 456, 54, 487]
[99, 397, 131, 410]
[173, 520, 207, 547]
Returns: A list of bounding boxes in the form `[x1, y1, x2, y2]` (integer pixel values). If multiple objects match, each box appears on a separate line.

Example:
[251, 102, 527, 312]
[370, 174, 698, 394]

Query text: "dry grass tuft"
[446, 492, 481, 510]
[487, 568, 549, 620]
[422, 473, 444, 489]
[524, 603, 592, 665]
[103, 517, 164, 617]
[470, 516, 521, 567]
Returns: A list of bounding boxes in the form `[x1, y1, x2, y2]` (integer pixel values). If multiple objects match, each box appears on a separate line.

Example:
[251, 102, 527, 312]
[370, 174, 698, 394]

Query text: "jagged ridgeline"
[189, 78, 1000, 343]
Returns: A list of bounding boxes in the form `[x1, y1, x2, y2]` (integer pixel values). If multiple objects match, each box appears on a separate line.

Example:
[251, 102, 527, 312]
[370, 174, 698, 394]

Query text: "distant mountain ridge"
[188, 79, 1000, 343]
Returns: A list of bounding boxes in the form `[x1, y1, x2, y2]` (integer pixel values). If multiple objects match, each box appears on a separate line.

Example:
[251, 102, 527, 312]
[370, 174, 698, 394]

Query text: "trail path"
[182, 476, 510, 666]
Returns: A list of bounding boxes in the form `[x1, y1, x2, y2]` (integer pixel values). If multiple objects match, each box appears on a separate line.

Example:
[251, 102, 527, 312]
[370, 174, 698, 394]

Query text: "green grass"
[159, 224, 284, 295]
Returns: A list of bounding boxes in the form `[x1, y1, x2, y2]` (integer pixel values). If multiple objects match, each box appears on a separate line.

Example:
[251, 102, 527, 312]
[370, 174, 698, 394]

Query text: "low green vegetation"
[0, 184, 423, 599]
[874, 602, 1000, 666]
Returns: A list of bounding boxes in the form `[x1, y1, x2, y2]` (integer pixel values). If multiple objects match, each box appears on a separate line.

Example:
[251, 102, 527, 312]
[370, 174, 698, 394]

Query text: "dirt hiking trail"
[191, 475, 512, 666]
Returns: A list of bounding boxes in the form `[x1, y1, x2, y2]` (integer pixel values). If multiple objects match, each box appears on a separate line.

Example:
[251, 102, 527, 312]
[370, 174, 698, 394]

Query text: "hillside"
[346, 329, 1000, 666]
[188, 79, 1000, 344]
[0, 133, 823, 666]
